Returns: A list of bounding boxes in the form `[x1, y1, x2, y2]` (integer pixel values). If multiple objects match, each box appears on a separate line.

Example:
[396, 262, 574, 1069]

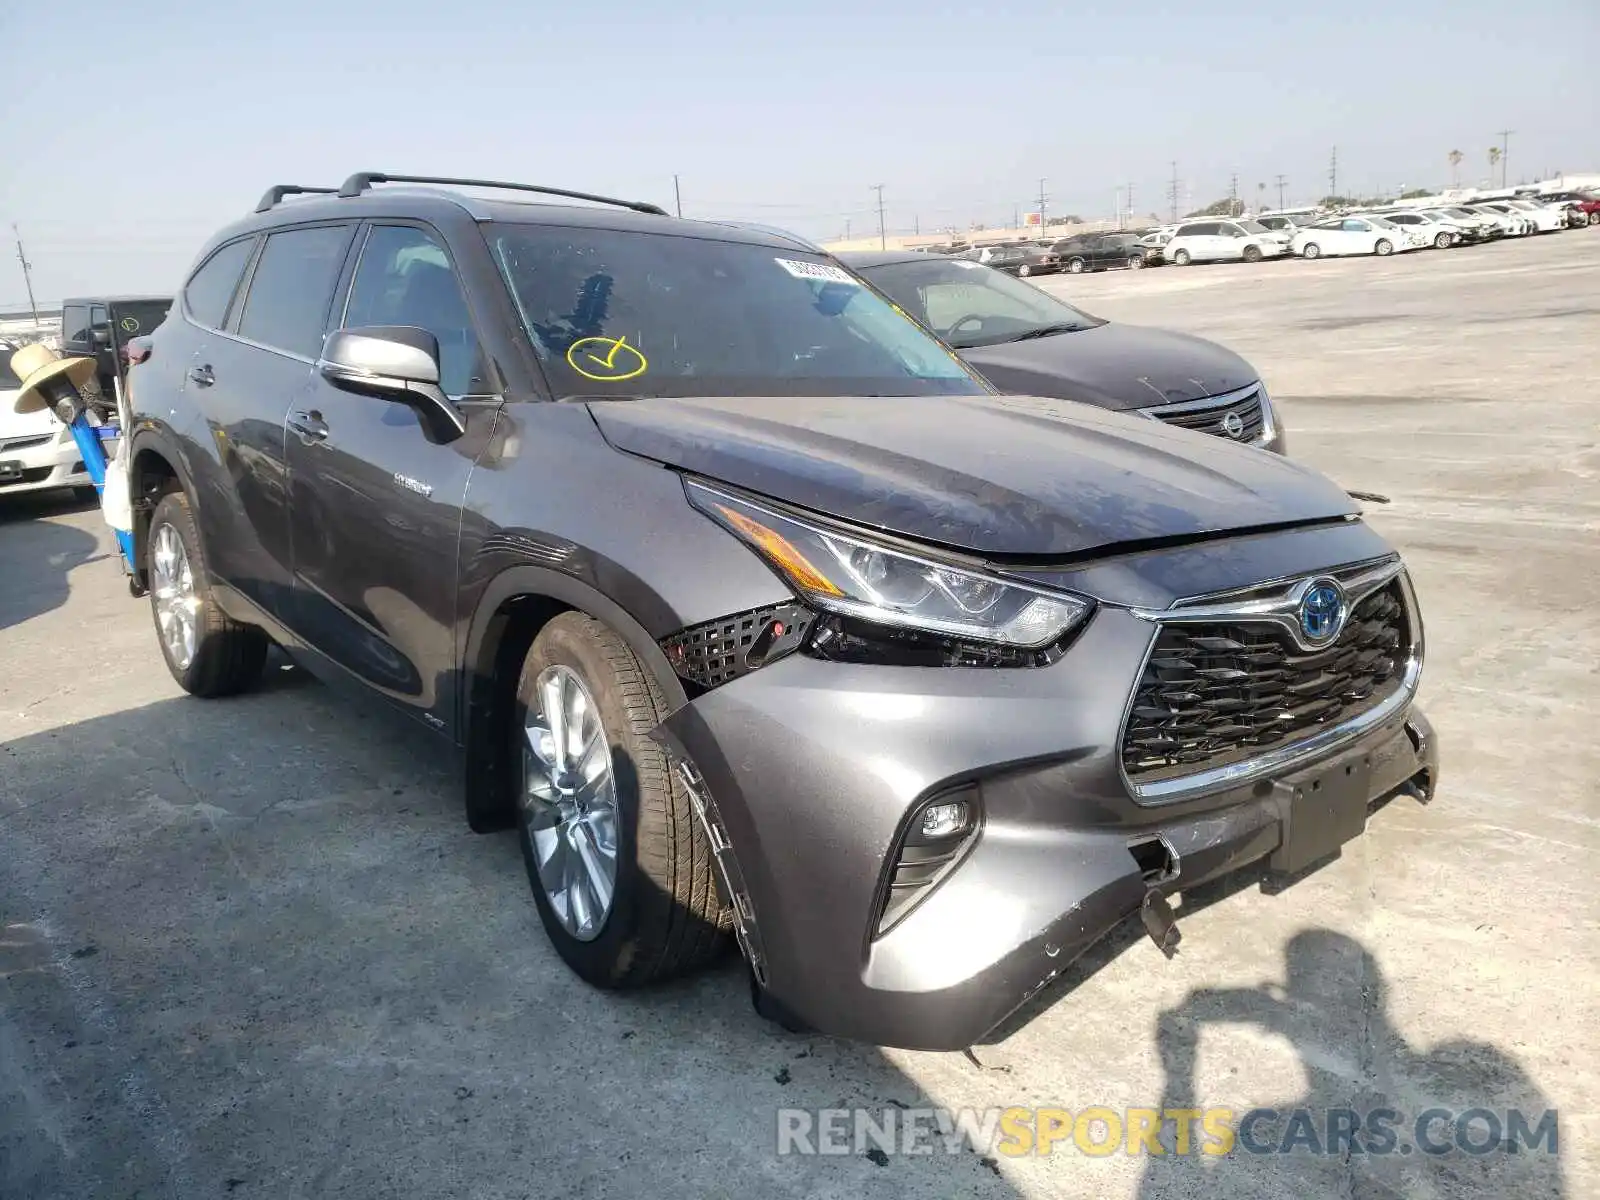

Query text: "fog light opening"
[1128, 835, 1180, 885]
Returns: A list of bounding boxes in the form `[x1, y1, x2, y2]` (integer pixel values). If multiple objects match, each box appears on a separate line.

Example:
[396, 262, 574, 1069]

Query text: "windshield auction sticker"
[774, 258, 859, 285]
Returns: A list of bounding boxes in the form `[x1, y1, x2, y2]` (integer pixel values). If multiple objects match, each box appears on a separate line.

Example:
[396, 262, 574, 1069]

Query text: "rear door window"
[236, 225, 354, 358]
[184, 239, 257, 330]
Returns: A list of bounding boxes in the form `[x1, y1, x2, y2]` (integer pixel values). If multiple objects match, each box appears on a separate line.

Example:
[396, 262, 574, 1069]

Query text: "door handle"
[188, 364, 215, 387]
[287, 409, 329, 445]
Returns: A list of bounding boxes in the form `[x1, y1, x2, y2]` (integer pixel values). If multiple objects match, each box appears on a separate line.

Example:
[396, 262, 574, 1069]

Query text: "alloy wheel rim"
[150, 522, 200, 670]
[522, 665, 619, 942]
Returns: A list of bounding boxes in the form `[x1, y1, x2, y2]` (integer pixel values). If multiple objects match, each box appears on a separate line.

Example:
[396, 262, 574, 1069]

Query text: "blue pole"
[66, 415, 137, 570]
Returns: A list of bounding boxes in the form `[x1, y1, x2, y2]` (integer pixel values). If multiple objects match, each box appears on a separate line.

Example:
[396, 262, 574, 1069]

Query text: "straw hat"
[10, 343, 98, 415]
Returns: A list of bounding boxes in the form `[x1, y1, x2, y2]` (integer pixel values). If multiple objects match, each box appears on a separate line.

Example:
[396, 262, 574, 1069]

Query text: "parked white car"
[1467, 203, 1532, 236]
[1500, 199, 1566, 233]
[1372, 210, 1462, 248]
[1290, 215, 1410, 259]
[1256, 211, 1324, 236]
[1164, 218, 1291, 265]
[0, 348, 98, 499]
[1424, 207, 1498, 241]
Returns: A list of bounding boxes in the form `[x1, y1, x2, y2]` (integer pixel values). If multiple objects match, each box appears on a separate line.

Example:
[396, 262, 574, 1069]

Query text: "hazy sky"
[2, 0, 1595, 304]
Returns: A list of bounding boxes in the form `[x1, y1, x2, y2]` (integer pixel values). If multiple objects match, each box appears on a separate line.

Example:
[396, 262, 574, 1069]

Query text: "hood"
[957, 322, 1259, 413]
[588, 394, 1358, 559]
[0, 390, 60, 438]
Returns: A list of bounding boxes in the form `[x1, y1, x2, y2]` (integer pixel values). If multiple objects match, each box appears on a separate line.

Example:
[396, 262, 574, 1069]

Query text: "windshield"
[858, 257, 1103, 350]
[0, 345, 23, 389]
[488, 226, 981, 399]
[109, 300, 171, 344]
[1235, 220, 1269, 234]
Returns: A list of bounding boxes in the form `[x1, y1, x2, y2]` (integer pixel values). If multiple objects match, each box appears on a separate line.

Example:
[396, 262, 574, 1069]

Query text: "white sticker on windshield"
[775, 258, 859, 285]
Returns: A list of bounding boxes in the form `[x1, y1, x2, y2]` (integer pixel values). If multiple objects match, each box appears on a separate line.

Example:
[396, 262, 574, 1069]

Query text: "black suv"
[60, 294, 173, 405]
[127, 173, 1437, 1050]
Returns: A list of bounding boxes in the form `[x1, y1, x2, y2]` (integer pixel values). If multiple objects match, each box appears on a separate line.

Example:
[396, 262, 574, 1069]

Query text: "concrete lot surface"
[3, 231, 1597, 1199]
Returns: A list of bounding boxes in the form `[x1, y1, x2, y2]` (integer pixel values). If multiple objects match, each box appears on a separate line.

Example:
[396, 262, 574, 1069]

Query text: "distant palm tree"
[1448, 149, 1464, 187]
[1488, 146, 1502, 184]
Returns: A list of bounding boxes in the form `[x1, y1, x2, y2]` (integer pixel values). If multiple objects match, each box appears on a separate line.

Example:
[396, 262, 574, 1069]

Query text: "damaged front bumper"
[651, 582, 1438, 1051]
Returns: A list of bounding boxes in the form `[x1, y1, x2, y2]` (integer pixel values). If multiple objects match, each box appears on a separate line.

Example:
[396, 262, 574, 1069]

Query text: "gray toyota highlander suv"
[125, 173, 1438, 1050]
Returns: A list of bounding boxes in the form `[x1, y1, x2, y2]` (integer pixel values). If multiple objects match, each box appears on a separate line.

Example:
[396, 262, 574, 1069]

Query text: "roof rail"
[335, 173, 669, 216]
[708, 220, 823, 252]
[255, 184, 339, 213]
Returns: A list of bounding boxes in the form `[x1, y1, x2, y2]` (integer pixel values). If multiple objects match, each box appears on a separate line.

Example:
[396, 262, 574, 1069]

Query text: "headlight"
[685, 480, 1091, 649]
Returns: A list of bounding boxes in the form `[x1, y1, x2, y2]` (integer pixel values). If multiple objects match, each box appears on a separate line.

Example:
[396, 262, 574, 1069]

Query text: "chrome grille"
[1147, 386, 1265, 443]
[1122, 581, 1409, 785]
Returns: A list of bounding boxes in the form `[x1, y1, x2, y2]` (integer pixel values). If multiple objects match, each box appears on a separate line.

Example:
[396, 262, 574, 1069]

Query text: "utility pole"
[1275, 174, 1287, 210]
[1125, 182, 1134, 227]
[1013, 203, 1021, 229]
[1228, 173, 1239, 216]
[1328, 147, 1338, 202]
[1167, 161, 1180, 222]
[1036, 177, 1048, 236]
[914, 215, 920, 236]
[871, 183, 886, 250]
[13, 225, 40, 327]
[672, 174, 682, 218]
[845, 218, 852, 240]
[1497, 130, 1513, 187]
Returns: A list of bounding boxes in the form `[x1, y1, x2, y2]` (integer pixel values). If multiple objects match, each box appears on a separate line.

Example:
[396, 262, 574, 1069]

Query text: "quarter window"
[343, 225, 485, 395]
[236, 225, 353, 357]
[183, 239, 256, 330]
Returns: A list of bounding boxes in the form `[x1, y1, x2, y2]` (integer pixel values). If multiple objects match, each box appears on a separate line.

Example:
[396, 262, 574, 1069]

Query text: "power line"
[871, 184, 886, 249]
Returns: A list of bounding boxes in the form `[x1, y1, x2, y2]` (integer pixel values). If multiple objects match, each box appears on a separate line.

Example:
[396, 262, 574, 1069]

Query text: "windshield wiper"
[1007, 322, 1087, 342]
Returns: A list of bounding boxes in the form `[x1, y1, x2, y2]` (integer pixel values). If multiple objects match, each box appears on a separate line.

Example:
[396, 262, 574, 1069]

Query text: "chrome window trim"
[1140, 380, 1275, 446]
[1118, 559, 1423, 806]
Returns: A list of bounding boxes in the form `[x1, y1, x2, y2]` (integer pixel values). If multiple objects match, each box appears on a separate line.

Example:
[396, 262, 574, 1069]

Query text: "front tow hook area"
[1141, 889, 1181, 958]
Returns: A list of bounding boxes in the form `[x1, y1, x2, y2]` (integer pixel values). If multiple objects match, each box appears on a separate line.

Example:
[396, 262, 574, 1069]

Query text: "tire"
[513, 611, 729, 988]
[1374, 239, 1394, 256]
[1128, 255, 1144, 269]
[1588, 212, 1598, 226]
[146, 491, 268, 696]
[1242, 244, 1262, 263]
[1018, 263, 1032, 277]
[1066, 257, 1086, 274]
[1171, 249, 1191, 266]
[1301, 243, 1321, 260]
[1435, 232, 1452, 249]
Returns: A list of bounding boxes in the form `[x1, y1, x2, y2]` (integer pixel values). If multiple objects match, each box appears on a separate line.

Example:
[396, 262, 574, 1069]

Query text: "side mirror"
[318, 326, 467, 443]
[91, 327, 112, 347]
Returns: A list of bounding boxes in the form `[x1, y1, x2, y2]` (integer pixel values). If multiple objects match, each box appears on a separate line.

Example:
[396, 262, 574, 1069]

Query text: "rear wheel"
[1242, 244, 1262, 263]
[1374, 239, 1394, 256]
[1128, 255, 1144, 269]
[1066, 257, 1087, 274]
[513, 612, 729, 987]
[1588, 212, 1599, 226]
[146, 491, 268, 696]
[1301, 242, 1321, 259]
[1171, 249, 1191, 266]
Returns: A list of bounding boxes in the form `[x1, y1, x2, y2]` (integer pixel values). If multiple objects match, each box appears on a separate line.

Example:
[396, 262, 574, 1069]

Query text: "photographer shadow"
[1138, 928, 1564, 1200]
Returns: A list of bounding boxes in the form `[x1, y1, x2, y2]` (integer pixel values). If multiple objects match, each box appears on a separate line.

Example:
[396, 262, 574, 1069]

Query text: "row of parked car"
[938, 187, 1599, 276]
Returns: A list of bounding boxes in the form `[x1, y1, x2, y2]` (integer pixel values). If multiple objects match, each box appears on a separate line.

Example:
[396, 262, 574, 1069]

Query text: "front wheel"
[1242, 244, 1262, 263]
[1171, 249, 1191, 266]
[1301, 243, 1321, 259]
[146, 491, 268, 696]
[1435, 232, 1452, 249]
[1588, 212, 1599, 226]
[1066, 257, 1087, 274]
[1374, 239, 1394, 256]
[513, 612, 730, 987]
[1128, 255, 1144, 269]
[1018, 263, 1032, 277]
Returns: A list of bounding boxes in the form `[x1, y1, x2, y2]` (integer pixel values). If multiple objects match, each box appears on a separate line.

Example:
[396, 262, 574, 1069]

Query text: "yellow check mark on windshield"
[585, 336, 631, 370]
